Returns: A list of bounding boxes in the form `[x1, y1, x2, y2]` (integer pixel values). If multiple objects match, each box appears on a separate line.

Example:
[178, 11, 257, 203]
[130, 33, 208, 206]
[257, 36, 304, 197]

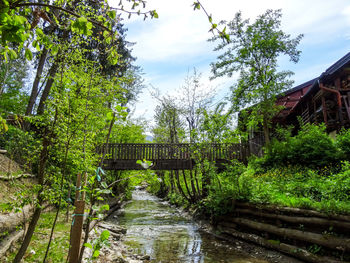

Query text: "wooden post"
[68, 174, 86, 263]
[69, 200, 85, 263]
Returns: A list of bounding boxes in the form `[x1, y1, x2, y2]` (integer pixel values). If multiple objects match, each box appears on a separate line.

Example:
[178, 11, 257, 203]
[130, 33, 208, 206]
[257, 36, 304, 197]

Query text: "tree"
[178, 68, 214, 143]
[210, 9, 303, 144]
[0, 55, 28, 114]
[152, 91, 185, 144]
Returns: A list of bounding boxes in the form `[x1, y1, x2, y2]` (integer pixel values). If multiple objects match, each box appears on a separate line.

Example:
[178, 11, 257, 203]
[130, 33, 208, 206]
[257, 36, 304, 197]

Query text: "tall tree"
[152, 96, 184, 144]
[210, 9, 303, 144]
[178, 68, 214, 143]
[0, 55, 29, 114]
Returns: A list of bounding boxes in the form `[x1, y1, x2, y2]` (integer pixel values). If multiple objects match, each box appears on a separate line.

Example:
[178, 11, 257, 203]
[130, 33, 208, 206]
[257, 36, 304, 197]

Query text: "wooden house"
[244, 52, 350, 153]
[277, 52, 350, 132]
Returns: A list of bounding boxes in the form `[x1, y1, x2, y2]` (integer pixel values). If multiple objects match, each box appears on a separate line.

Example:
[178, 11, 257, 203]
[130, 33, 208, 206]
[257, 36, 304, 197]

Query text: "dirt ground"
[0, 153, 22, 175]
[0, 153, 36, 206]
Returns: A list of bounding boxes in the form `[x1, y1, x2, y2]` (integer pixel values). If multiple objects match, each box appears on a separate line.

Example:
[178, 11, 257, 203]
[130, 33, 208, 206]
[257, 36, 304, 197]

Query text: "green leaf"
[100, 204, 109, 211]
[51, 45, 59, 56]
[115, 105, 122, 112]
[1, 0, 9, 8]
[106, 111, 113, 120]
[193, 2, 200, 10]
[100, 230, 110, 241]
[152, 10, 159, 19]
[99, 189, 111, 194]
[103, 30, 109, 38]
[92, 250, 100, 259]
[107, 10, 116, 19]
[24, 48, 32, 60]
[8, 49, 17, 59]
[83, 243, 93, 249]
[101, 181, 108, 188]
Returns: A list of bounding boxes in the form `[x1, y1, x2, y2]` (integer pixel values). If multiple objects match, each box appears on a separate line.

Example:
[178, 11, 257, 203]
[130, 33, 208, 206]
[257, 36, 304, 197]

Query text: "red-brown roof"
[275, 78, 317, 119]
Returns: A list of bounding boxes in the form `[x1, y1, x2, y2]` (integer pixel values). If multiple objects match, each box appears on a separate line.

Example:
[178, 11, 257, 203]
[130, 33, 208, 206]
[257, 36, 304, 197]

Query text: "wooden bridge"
[99, 143, 250, 170]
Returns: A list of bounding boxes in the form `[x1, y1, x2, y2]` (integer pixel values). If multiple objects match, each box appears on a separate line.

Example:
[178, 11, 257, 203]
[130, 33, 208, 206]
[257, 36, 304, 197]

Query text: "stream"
[107, 189, 270, 263]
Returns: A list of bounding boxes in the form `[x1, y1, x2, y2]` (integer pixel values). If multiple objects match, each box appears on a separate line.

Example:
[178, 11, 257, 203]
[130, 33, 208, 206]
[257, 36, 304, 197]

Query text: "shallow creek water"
[107, 189, 269, 263]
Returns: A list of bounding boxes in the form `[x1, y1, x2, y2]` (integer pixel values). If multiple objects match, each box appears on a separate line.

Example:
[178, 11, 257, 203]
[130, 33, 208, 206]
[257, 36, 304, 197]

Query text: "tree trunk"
[235, 208, 350, 230]
[219, 225, 344, 263]
[194, 168, 201, 198]
[0, 62, 10, 96]
[227, 218, 350, 251]
[182, 170, 194, 202]
[78, 113, 116, 263]
[12, 205, 43, 263]
[26, 48, 49, 115]
[36, 61, 59, 115]
[175, 170, 190, 202]
[235, 201, 350, 222]
[189, 169, 198, 201]
[169, 171, 176, 193]
[12, 128, 52, 263]
[263, 115, 270, 146]
[201, 163, 210, 198]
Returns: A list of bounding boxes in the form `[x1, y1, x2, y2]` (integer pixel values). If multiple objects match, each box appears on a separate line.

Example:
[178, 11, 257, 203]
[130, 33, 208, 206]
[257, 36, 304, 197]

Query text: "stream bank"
[103, 189, 301, 263]
[215, 201, 350, 263]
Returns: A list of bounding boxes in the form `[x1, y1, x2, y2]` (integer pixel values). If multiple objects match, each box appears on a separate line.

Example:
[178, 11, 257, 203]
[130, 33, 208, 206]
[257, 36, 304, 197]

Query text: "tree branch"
[13, 3, 110, 32]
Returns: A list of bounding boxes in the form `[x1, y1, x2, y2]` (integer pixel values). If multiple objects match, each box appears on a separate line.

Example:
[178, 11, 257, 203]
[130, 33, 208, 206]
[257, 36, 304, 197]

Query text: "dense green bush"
[0, 125, 41, 170]
[241, 163, 350, 214]
[259, 124, 340, 169]
[336, 128, 350, 160]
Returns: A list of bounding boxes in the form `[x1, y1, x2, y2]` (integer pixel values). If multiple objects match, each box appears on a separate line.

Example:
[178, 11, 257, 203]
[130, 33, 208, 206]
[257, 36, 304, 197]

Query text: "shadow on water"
[107, 189, 269, 263]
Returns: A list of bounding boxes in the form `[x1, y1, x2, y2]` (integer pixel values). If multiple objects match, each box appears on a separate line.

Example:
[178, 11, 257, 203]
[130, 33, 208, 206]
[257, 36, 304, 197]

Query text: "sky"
[109, 0, 350, 126]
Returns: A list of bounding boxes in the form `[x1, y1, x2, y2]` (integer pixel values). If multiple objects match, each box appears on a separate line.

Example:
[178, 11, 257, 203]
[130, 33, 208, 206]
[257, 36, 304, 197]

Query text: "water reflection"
[108, 190, 268, 263]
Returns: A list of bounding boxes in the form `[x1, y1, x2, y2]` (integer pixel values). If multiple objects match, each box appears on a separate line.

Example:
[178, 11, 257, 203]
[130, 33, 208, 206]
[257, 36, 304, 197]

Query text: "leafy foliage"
[336, 128, 350, 160]
[257, 124, 340, 169]
[210, 9, 303, 143]
[0, 125, 40, 169]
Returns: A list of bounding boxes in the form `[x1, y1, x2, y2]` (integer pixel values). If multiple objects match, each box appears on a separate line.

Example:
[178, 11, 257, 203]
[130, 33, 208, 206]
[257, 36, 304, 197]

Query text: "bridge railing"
[97, 143, 250, 163]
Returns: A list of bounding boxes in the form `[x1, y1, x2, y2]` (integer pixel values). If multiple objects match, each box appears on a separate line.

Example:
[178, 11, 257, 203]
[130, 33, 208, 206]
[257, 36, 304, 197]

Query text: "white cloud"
[108, 0, 350, 120]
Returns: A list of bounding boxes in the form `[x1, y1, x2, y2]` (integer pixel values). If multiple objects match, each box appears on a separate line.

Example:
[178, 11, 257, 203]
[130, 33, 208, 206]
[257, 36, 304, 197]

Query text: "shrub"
[260, 124, 340, 169]
[336, 128, 350, 160]
[0, 125, 40, 170]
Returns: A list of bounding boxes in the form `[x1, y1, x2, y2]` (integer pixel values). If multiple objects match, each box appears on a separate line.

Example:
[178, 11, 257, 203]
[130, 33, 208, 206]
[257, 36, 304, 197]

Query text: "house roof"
[321, 51, 350, 78]
[278, 51, 350, 119]
[282, 78, 318, 97]
[275, 79, 316, 119]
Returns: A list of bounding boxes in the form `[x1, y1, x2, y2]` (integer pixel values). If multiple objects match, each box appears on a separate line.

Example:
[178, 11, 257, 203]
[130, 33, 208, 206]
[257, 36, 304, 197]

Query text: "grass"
[0, 177, 37, 215]
[239, 164, 350, 214]
[3, 210, 71, 263]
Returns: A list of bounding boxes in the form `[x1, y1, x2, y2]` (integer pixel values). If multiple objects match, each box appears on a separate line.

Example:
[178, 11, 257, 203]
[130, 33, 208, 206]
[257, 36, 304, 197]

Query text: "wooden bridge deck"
[99, 143, 250, 170]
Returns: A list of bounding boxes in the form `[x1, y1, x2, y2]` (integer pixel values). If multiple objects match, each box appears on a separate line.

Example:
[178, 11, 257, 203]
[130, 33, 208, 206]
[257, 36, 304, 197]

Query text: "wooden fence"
[98, 143, 251, 170]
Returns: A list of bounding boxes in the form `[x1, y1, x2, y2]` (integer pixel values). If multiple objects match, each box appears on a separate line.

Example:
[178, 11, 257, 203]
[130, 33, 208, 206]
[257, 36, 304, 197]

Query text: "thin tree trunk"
[169, 171, 176, 193]
[194, 168, 201, 198]
[26, 48, 49, 115]
[37, 29, 68, 116]
[201, 162, 210, 198]
[78, 113, 116, 263]
[188, 153, 199, 202]
[36, 61, 59, 115]
[0, 62, 10, 96]
[43, 139, 70, 262]
[12, 106, 58, 262]
[182, 170, 194, 202]
[263, 116, 270, 146]
[175, 170, 190, 202]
